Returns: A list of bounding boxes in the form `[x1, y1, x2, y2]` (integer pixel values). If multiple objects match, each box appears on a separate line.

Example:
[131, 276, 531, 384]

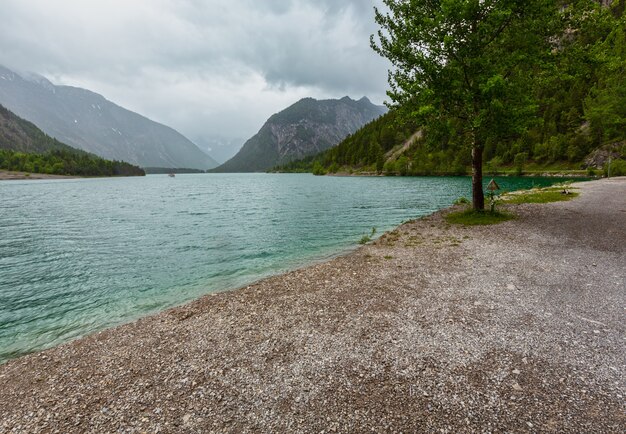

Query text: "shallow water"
[0, 173, 574, 362]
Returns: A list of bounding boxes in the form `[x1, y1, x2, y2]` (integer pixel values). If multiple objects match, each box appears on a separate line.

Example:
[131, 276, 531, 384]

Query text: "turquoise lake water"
[0, 173, 574, 363]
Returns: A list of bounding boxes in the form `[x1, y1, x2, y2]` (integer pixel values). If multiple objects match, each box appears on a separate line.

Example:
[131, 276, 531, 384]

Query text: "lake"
[0, 173, 572, 363]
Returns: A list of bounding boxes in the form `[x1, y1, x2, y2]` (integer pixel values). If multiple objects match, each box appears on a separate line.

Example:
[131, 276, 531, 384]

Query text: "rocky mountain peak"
[211, 96, 387, 173]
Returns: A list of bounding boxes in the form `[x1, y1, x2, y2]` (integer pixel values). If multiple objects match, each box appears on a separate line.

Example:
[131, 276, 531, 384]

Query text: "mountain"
[0, 65, 218, 170]
[0, 103, 144, 177]
[0, 103, 77, 154]
[210, 96, 387, 172]
[193, 135, 245, 164]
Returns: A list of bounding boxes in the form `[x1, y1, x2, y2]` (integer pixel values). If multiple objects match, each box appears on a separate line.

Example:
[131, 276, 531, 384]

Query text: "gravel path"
[1, 178, 624, 433]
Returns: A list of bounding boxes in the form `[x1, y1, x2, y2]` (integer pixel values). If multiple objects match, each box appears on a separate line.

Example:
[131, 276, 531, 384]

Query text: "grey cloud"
[0, 0, 390, 143]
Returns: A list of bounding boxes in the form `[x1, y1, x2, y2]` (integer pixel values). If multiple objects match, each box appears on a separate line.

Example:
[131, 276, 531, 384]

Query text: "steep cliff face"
[0, 65, 218, 170]
[211, 96, 386, 172]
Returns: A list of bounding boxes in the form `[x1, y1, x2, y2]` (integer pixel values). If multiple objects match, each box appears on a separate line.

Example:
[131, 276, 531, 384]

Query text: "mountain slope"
[0, 103, 144, 176]
[211, 96, 387, 172]
[0, 65, 218, 170]
[0, 103, 77, 154]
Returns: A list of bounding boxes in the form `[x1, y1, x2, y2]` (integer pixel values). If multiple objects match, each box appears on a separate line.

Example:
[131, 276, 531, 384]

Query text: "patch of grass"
[445, 209, 516, 226]
[383, 255, 393, 260]
[358, 227, 377, 244]
[505, 190, 579, 204]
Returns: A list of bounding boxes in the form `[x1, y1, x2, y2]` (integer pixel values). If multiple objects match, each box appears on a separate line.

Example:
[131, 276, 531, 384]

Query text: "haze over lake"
[0, 174, 567, 363]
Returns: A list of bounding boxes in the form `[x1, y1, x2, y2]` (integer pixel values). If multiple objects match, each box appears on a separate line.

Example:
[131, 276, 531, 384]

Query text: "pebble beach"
[0, 177, 624, 433]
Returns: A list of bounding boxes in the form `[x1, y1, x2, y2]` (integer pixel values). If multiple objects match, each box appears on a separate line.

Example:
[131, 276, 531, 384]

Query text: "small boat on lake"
[168, 173, 175, 178]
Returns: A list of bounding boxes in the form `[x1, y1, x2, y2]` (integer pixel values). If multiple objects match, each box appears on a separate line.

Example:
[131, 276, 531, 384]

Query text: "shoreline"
[0, 170, 148, 181]
[0, 170, 78, 181]
[272, 170, 595, 178]
[0, 177, 624, 432]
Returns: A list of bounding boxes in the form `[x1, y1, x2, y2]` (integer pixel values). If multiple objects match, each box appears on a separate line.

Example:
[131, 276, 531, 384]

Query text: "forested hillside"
[0, 104, 144, 177]
[275, 1, 626, 177]
[0, 104, 76, 154]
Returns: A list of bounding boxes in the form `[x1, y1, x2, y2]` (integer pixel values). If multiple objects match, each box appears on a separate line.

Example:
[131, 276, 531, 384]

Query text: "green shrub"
[358, 227, 377, 244]
[486, 156, 503, 175]
[605, 159, 626, 177]
[383, 161, 396, 176]
[514, 152, 528, 176]
[312, 161, 326, 176]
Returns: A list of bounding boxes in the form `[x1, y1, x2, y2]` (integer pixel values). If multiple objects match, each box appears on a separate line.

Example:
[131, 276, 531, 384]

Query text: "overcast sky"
[0, 0, 390, 147]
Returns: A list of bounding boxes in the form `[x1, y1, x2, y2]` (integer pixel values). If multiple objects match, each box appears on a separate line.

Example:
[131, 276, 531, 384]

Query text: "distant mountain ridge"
[194, 136, 244, 164]
[211, 96, 387, 172]
[0, 65, 218, 170]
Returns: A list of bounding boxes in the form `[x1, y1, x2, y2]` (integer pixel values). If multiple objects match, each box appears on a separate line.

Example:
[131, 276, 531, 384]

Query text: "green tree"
[372, 0, 561, 209]
[514, 152, 528, 176]
[376, 154, 385, 174]
[585, 13, 626, 143]
[312, 161, 326, 176]
[395, 155, 410, 176]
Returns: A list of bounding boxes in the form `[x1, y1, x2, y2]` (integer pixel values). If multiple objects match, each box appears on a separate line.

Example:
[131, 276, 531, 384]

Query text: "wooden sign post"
[487, 179, 500, 192]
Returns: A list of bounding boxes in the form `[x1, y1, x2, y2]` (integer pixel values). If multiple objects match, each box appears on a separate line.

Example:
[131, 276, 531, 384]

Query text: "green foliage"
[584, 12, 626, 144]
[0, 149, 144, 177]
[275, 1, 625, 180]
[358, 227, 377, 244]
[605, 158, 626, 176]
[395, 155, 409, 176]
[312, 161, 326, 176]
[445, 210, 515, 226]
[514, 153, 528, 176]
[485, 156, 503, 175]
[454, 197, 470, 205]
[328, 162, 340, 174]
[372, 0, 562, 209]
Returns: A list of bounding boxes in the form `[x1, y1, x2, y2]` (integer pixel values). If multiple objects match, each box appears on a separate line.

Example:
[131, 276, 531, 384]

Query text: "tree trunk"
[472, 146, 485, 211]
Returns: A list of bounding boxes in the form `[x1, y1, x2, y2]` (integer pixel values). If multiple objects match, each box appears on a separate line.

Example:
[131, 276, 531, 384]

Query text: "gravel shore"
[0, 170, 76, 181]
[1, 178, 624, 433]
